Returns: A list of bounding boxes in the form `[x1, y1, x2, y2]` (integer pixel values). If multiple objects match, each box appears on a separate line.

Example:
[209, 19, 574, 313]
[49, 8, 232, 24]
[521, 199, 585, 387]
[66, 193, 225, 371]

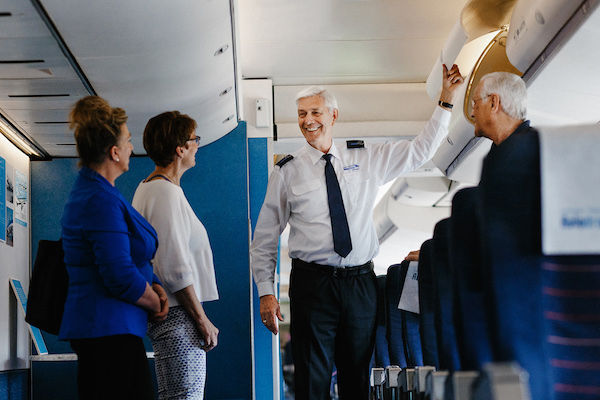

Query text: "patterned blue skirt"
[148, 306, 206, 399]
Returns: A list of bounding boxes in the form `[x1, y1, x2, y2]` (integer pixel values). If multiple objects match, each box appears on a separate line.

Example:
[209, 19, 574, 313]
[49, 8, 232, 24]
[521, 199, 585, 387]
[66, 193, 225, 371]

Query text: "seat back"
[449, 187, 494, 370]
[536, 124, 600, 400]
[386, 263, 408, 368]
[431, 218, 461, 371]
[418, 239, 440, 368]
[386, 261, 423, 367]
[371, 275, 391, 368]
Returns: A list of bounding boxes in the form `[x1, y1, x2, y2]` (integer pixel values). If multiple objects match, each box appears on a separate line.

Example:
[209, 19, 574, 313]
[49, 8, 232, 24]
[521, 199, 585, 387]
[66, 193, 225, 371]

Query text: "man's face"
[471, 83, 492, 139]
[297, 95, 337, 152]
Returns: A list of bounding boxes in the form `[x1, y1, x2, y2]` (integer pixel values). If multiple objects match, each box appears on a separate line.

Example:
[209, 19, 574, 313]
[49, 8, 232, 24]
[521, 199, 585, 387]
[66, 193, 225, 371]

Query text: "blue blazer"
[59, 167, 159, 340]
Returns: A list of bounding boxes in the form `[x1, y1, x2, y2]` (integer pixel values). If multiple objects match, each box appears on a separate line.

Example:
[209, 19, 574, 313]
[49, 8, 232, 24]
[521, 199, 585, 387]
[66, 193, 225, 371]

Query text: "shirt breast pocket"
[343, 171, 370, 206]
[290, 179, 326, 219]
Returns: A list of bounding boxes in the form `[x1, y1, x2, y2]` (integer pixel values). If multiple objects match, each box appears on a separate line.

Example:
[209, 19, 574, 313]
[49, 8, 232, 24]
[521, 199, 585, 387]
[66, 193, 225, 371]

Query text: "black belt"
[292, 259, 373, 278]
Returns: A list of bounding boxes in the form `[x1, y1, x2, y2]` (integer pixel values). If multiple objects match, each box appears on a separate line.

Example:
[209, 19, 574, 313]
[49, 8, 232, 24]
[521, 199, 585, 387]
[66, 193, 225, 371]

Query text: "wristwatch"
[438, 100, 453, 109]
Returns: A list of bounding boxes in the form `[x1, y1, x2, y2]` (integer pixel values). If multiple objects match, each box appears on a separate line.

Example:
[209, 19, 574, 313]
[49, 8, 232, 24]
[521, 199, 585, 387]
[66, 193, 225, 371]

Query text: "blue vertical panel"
[31, 158, 79, 355]
[182, 122, 251, 400]
[31, 122, 253, 399]
[0, 369, 29, 400]
[248, 137, 275, 400]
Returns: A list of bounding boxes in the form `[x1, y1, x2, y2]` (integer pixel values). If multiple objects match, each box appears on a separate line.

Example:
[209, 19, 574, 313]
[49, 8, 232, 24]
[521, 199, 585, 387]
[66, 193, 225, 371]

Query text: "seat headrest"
[539, 124, 600, 255]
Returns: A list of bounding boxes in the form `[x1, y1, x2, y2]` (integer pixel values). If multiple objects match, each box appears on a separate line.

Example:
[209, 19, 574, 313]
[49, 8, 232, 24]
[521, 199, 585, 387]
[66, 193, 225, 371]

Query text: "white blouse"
[132, 180, 218, 305]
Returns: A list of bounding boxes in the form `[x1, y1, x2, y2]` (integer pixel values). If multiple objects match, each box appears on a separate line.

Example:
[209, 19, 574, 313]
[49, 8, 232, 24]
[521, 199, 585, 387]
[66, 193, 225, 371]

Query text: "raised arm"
[373, 64, 464, 184]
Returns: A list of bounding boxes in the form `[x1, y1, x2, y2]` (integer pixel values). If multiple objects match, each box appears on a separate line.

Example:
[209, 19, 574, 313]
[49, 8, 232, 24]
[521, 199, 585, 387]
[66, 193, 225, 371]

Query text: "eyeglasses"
[471, 94, 492, 109]
[187, 136, 201, 145]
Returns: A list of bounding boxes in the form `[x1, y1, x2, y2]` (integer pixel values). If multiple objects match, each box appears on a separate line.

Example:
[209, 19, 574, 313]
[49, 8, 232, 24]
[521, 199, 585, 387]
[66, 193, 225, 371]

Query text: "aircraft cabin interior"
[0, 0, 599, 399]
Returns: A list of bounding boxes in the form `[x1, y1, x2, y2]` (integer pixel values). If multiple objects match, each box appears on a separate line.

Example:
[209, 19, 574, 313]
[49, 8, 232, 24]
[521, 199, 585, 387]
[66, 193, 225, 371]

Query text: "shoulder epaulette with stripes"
[276, 154, 294, 167]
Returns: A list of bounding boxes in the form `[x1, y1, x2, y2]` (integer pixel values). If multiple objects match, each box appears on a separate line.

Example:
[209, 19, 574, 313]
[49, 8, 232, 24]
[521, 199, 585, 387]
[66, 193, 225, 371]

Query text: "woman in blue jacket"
[60, 96, 168, 400]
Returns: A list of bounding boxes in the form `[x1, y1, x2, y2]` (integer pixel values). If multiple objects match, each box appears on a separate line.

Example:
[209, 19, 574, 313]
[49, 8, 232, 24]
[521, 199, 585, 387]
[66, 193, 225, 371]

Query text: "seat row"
[370, 128, 600, 400]
[370, 362, 528, 400]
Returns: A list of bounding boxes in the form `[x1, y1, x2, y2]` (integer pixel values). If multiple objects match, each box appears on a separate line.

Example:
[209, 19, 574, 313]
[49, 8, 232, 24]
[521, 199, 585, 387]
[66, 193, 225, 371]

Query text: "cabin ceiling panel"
[242, 38, 445, 85]
[0, 60, 80, 80]
[239, 0, 469, 85]
[0, 14, 48, 38]
[0, 79, 87, 95]
[0, 98, 77, 111]
[19, 123, 69, 136]
[39, 1, 232, 59]
[39, 144, 77, 156]
[0, 37, 64, 58]
[75, 54, 234, 106]
[6, 108, 70, 125]
[1, 0, 241, 156]
[33, 133, 75, 144]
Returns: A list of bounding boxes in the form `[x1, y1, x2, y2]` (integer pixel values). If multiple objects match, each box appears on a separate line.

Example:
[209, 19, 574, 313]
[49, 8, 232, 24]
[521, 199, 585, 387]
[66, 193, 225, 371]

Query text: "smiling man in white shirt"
[251, 65, 463, 400]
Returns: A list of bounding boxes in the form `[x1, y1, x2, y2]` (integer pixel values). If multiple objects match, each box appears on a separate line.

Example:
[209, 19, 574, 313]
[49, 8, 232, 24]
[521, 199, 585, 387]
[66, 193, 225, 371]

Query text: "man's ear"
[489, 93, 501, 113]
[331, 108, 338, 125]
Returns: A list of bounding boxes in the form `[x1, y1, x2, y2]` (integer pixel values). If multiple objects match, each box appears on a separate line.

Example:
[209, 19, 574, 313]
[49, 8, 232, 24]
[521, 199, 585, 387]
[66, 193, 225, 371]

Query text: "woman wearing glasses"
[132, 111, 219, 399]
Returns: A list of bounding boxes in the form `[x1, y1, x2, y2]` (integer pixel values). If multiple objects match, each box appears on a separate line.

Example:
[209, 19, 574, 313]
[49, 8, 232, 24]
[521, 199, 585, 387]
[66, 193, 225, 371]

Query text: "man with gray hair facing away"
[469, 71, 535, 189]
[470, 71, 529, 147]
[251, 65, 464, 399]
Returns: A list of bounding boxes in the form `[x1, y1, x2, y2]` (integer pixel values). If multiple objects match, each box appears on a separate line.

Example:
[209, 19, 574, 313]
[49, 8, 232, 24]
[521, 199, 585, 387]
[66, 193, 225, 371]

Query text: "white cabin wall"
[0, 133, 30, 371]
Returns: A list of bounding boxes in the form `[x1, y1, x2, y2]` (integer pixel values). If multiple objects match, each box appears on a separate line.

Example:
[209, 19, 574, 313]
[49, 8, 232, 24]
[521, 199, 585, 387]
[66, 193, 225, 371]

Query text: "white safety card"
[398, 261, 419, 314]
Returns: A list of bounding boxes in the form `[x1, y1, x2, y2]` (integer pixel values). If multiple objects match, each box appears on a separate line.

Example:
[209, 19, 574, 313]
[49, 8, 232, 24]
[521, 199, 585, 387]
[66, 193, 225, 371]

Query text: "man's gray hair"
[295, 86, 338, 113]
[478, 72, 527, 120]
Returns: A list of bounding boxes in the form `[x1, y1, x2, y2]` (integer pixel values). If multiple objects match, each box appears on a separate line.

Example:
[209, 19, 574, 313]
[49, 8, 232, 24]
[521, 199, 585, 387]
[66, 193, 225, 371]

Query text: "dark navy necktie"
[322, 154, 352, 257]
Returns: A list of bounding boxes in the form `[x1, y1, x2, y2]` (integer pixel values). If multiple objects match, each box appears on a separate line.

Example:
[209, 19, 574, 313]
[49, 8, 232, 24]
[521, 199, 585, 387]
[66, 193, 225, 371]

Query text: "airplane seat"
[536, 125, 600, 400]
[431, 218, 461, 372]
[371, 275, 391, 369]
[478, 128, 549, 400]
[480, 125, 600, 400]
[386, 261, 423, 368]
[385, 263, 408, 368]
[418, 238, 440, 368]
[448, 187, 495, 370]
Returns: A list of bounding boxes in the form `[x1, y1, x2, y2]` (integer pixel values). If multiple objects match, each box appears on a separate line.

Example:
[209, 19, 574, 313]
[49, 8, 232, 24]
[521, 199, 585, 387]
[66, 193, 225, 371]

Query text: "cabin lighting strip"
[0, 117, 44, 157]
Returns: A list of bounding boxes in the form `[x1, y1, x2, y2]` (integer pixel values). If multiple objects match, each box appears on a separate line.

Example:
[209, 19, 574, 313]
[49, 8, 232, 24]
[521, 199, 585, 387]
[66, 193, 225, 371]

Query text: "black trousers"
[71, 334, 155, 400]
[290, 260, 377, 400]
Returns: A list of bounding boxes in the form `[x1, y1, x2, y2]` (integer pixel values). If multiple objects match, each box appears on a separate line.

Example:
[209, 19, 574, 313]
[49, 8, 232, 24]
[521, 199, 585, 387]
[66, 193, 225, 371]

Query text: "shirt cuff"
[433, 104, 452, 125]
[159, 266, 194, 294]
[256, 281, 276, 298]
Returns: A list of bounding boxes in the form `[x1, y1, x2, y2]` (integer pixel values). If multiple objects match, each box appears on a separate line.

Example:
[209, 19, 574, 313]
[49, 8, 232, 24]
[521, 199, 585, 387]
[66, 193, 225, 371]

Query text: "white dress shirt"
[251, 106, 451, 297]
[132, 180, 219, 306]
